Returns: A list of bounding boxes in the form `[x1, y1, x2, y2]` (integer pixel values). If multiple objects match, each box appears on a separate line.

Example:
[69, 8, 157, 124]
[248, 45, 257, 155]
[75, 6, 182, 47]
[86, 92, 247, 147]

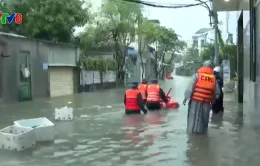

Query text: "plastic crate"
[14, 117, 55, 142]
[54, 106, 73, 120]
[0, 125, 36, 151]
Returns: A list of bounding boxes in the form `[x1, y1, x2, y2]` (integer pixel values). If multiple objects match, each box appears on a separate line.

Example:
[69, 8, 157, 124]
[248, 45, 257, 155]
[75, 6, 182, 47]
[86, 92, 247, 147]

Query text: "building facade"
[213, 0, 260, 123]
[192, 28, 214, 56]
[0, 32, 79, 102]
[192, 11, 238, 56]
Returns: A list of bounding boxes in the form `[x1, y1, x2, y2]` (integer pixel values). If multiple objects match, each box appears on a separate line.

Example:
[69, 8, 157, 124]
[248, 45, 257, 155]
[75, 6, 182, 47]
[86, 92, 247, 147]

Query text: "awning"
[127, 47, 137, 56]
[212, 0, 247, 12]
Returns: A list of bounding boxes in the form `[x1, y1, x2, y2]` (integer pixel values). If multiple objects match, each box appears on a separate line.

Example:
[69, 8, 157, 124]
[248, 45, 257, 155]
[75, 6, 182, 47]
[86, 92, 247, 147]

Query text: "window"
[200, 39, 205, 47]
[193, 40, 198, 47]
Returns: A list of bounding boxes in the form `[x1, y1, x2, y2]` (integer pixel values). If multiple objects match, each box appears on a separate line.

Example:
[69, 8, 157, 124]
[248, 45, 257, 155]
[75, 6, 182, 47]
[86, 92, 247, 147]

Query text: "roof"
[148, 19, 160, 24]
[0, 31, 26, 38]
[0, 31, 76, 47]
[212, 0, 243, 12]
[194, 28, 212, 34]
[48, 63, 76, 67]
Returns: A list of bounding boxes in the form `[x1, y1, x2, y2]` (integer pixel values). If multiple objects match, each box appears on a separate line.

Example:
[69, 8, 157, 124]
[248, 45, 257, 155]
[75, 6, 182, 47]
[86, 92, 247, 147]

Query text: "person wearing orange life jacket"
[138, 79, 148, 102]
[183, 60, 220, 134]
[124, 82, 148, 115]
[146, 80, 168, 110]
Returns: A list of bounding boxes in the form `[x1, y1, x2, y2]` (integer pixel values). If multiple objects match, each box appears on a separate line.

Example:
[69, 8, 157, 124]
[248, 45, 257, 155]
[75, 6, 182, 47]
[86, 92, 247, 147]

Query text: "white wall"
[218, 11, 238, 44]
[192, 29, 214, 56]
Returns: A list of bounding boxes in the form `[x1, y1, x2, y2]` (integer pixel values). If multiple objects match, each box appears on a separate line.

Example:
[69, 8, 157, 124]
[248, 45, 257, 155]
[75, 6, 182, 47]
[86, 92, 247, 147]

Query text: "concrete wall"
[0, 35, 78, 102]
[48, 44, 79, 65]
[236, 0, 260, 125]
[86, 51, 114, 59]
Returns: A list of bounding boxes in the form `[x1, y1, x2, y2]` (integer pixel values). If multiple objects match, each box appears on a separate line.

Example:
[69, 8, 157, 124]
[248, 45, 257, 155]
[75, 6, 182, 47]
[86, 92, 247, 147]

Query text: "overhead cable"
[118, 0, 210, 8]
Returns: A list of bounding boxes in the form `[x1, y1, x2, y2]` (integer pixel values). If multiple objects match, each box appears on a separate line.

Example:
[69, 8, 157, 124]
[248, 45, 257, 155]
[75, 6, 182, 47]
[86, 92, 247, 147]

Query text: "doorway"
[18, 51, 32, 101]
[0, 43, 5, 99]
[237, 12, 244, 103]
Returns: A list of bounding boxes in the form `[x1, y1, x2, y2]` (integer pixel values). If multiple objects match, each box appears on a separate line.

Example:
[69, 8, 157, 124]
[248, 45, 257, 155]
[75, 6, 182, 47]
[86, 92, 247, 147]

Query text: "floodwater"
[0, 76, 257, 166]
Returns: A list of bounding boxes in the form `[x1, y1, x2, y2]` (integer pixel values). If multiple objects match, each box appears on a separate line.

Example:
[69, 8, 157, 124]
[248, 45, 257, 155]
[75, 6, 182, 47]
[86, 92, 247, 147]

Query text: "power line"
[118, 0, 210, 8]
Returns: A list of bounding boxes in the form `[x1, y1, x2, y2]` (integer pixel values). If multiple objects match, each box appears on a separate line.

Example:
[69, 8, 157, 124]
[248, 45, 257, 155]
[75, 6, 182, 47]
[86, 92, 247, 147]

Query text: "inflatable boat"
[165, 73, 173, 79]
[160, 88, 179, 109]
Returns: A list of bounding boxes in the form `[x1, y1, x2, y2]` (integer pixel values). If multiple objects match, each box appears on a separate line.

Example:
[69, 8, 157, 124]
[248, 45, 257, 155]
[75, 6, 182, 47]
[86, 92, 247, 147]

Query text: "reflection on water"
[0, 77, 251, 166]
[186, 135, 215, 166]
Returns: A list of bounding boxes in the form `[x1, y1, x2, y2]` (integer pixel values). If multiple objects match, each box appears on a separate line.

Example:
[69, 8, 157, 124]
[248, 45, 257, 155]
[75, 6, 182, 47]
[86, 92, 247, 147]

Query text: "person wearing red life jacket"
[124, 82, 148, 115]
[183, 60, 220, 134]
[138, 79, 148, 103]
[146, 80, 168, 110]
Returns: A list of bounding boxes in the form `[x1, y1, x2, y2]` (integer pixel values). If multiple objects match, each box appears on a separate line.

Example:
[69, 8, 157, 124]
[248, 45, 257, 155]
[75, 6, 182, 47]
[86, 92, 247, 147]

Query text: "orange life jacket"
[146, 84, 160, 102]
[138, 83, 147, 99]
[191, 66, 216, 103]
[125, 89, 140, 110]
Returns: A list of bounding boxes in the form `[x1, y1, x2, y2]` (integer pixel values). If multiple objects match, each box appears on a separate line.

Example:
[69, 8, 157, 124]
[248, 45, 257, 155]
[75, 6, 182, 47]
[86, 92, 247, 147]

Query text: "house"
[192, 11, 237, 56]
[212, 0, 259, 119]
[192, 28, 214, 57]
[0, 32, 79, 102]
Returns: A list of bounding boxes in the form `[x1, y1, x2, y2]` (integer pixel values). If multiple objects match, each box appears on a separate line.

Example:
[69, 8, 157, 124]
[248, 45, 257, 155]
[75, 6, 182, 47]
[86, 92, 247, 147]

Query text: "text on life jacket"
[200, 75, 214, 83]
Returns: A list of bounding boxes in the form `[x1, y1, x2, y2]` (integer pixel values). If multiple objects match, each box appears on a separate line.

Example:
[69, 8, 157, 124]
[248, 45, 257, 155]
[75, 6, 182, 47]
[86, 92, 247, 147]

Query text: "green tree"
[155, 26, 186, 78]
[1, 0, 89, 42]
[100, 0, 143, 82]
[79, 24, 114, 54]
[137, 18, 161, 79]
[78, 23, 116, 73]
[200, 44, 215, 61]
[0, 0, 11, 31]
[173, 54, 183, 63]
[183, 47, 199, 62]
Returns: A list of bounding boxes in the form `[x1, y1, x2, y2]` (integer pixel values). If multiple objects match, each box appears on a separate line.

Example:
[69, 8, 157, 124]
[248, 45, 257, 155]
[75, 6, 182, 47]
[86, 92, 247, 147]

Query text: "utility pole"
[196, 0, 219, 65]
[214, 11, 219, 66]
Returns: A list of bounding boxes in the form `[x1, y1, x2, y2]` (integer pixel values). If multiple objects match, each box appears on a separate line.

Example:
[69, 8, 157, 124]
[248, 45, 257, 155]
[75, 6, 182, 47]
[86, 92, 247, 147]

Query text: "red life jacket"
[147, 84, 160, 102]
[125, 89, 140, 110]
[191, 66, 216, 103]
[138, 83, 147, 99]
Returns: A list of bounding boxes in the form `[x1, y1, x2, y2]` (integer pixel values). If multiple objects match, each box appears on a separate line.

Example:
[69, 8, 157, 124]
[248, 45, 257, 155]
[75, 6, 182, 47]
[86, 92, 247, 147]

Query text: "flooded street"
[0, 76, 257, 166]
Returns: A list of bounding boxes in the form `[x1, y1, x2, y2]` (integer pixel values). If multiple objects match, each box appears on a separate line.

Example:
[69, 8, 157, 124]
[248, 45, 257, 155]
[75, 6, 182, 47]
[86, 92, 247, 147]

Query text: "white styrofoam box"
[14, 117, 55, 142]
[54, 106, 73, 120]
[0, 125, 36, 151]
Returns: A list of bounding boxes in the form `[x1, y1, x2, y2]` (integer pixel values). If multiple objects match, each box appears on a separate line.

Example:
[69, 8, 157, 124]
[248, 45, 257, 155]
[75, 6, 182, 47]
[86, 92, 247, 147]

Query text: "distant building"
[185, 40, 193, 48]
[192, 28, 214, 57]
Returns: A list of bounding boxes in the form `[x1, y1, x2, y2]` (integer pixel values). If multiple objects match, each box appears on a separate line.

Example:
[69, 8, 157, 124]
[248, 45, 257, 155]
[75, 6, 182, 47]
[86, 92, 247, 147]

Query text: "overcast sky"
[75, 0, 216, 41]
[143, 0, 211, 40]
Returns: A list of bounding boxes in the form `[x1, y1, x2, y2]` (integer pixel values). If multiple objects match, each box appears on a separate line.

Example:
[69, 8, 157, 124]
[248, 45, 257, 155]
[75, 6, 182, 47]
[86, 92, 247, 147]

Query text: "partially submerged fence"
[79, 70, 116, 92]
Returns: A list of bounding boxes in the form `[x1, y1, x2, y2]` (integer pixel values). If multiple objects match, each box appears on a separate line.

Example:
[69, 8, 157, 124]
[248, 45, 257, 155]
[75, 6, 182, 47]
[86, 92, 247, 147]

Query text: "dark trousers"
[212, 92, 224, 114]
[125, 109, 141, 115]
[146, 102, 161, 110]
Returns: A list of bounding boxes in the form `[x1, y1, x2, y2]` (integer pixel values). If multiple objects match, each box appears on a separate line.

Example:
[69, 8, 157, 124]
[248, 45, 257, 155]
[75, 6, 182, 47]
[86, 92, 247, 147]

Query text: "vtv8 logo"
[0, 12, 23, 24]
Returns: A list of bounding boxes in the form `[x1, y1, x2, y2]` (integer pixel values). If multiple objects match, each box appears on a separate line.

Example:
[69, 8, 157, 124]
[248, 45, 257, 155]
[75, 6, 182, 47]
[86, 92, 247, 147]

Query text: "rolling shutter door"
[49, 67, 74, 97]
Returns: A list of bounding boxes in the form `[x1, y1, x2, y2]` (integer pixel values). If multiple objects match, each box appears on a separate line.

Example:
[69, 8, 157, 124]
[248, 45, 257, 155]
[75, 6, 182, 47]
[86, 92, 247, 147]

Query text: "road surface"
[0, 76, 255, 166]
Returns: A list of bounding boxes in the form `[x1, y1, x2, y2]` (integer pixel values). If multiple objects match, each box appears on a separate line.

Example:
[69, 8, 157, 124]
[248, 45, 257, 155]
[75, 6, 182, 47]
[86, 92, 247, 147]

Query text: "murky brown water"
[0, 76, 254, 166]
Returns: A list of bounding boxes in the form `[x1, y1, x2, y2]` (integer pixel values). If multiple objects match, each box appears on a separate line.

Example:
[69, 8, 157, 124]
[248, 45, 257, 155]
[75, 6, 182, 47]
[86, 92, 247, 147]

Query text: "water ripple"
[0, 78, 252, 166]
